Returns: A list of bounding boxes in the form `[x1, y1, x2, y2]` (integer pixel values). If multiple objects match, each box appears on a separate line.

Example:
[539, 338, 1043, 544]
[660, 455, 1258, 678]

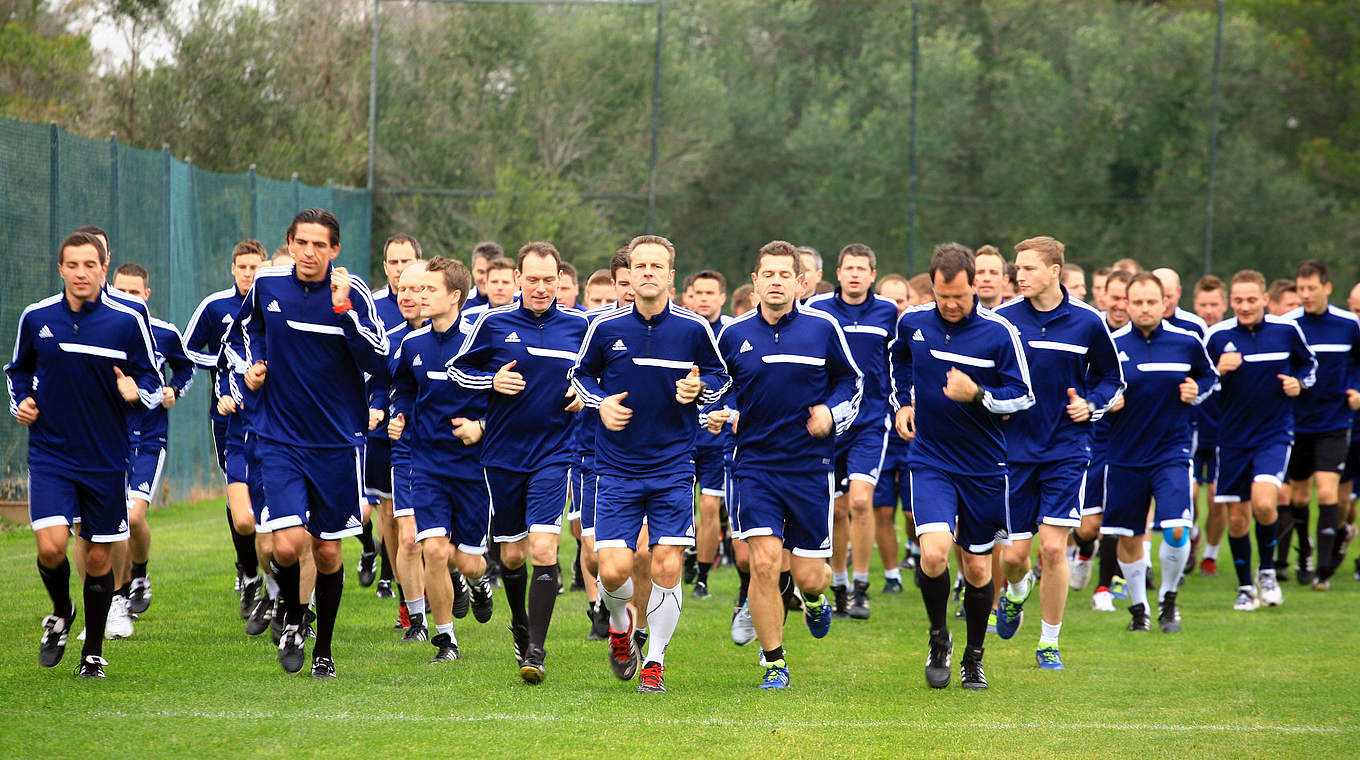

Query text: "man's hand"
[217, 395, 238, 415]
[245, 361, 267, 391]
[331, 266, 352, 307]
[1108, 394, 1125, 413]
[675, 366, 703, 405]
[16, 397, 38, 426]
[806, 404, 833, 438]
[451, 417, 483, 445]
[600, 391, 632, 431]
[114, 367, 139, 403]
[162, 386, 177, 409]
[895, 405, 915, 442]
[1347, 388, 1360, 411]
[943, 367, 979, 403]
[492, 360, 525, 395]
[1279, 373, 1301, 397]
[1217, 351, 1242, 374]
[368, 408, 385, 431]
[706, 409, 731, 435]
[564, 386, 584, 413]
[1065, 387, 1091, 422]
[387, 413, 406, 441]
[1179, 377, 1199, 404]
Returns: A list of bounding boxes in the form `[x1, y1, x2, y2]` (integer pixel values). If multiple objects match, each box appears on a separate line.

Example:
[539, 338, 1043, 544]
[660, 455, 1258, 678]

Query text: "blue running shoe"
[995, 597, 1024, 640]
[1035, 645, 1065, 670]
[1110, 576, 1129, 600]
[803, 595, 832, 639]
[759, 659, 790, 689]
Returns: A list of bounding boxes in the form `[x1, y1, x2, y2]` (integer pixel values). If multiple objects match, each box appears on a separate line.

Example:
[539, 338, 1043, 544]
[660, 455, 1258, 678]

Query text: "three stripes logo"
[739, 340, 753, 353]
[345, 515, 362, 530]
[504, 331, 521, 343]
[412, 354, 424, 367]
[912, 329, 925, 342]
[266, 300, 282, 313]
[37, 325, 53, 339]
[611, 339, 627, 352]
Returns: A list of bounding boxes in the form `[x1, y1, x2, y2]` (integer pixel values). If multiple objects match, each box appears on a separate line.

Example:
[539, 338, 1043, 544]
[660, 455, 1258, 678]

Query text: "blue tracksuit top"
[1204, 315, 1317, 447]
[1167, 306, 1216, 446]
[993, 288, 1125, 462]
[363, 285, 400, 443]
[448, 301, 590, 470]
[571, 305, 620, 460]
[185, 286, 246, 423]
[1105, 321, 1219, 468]
[6, 290, 163, 473]
[1283, 305, 1360, 434]
[240, 264, 388, 449]
[384, 321, 416, 471]
[715, 301, 863, 473]
[696, 314, 736, 456]
[570, 301, 730, 477]
[389, 322, 487, 479]
[129, 318, 196, 447]
[805, 289, 900, 434]
[890, 298, 1035, 476]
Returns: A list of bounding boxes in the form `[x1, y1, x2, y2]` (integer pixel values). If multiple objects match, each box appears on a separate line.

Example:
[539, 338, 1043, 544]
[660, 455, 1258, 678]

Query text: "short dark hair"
[58, 231, 106, 265]
[1105, 269, 1134, 289]
[1296, 259, 1329, 285]
[516, 241, 561, 271]
[755, 240, 803, 276]
[287, 208, 340, 246]
[586, 269, 612, 289]
[558, 261, 578, 282]
[485, 257, 515, 276]
[1004, 262, 1018, 284]
[1127, 272, 1165, 299]
[1231, 269, 1267, 290]
[795, 246, 822, 272]
[472, 241, 503, 262]
[838, 243, 877, 270]
[628, 235, 676, 269]
[975, 245, 1004, 264]
[1094, 266, 1113, 279]
[929, 242, 975, 286]
[383, 234, 422, 261]
[909, 273, 933, 300]
[876, 273, 909, 294]
[1267, 278, 1296, 303]
[75, 224, 109, 261]
[681, 273, 697, 292]
[425, 256, 471, 309]
[1194, 275, 1225, 295]
[113, 262, 149, 288]
[610, 247, 631, 280]
[233, 239, 267, 262]
[1014, 236, 1065, 268]
[692, 269, 727, 292]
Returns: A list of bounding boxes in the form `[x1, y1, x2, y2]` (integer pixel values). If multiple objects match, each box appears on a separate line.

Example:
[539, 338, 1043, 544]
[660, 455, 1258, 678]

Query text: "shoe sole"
[849, 609, 870, 620]
[961, 681, 987, 690]
[519, 665, 545, 684]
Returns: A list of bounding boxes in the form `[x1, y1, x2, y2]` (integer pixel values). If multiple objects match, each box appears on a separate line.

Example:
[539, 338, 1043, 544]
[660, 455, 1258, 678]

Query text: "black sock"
[116, 581, 131, 598]
[527, 564, 559, 650]
[312, 566, 344, 659]
[762, 645, 784, 664]
[1255, 520, 1277, 571]
[1316, 503, 1340, 580]
[963, 580, 994, 650]
[1075, 533, 1096, 559]
[1098, 535, 1118, 587]
[1229, 533, 1253, 586]
[230, 522, 258, 578]
[779, 570, 795, 603]
[395, 582, 405, 604]
[378, 541, 394, 582]
[1277, 505, 1298, 567]
[38, 558, 73, 618]
[82, 571, 114, 659]
[273, 560, 303, 626]
[1295, 504, 1313, 559]
[502, 564, 529, 628]
[357, 520, 375, 554]
[736, 569, 751, 606]
[917, 565, 949, 631]
[697, 561, 713, 585]
[131, 561, 148, 580]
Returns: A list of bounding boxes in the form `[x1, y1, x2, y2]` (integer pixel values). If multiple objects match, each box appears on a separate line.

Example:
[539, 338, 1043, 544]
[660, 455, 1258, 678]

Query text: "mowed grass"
[0, 497, 1357, 759]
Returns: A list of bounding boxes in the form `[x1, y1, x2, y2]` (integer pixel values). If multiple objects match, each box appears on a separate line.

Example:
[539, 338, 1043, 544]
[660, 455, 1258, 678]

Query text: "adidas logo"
[1069, 508, 1080, 519]
[37, 325, 53, 339]
[260, 506, 270, 523]
[912, 329, 924, 342]
[685, 524, 695, 537]
[266, 300, 281, 313]
[345, 515, 362, 530]
[412, 354, 423, 367]
[138, 482, 151, 492]
[1117, 350, 1129, 362]
[221, 313, 233, 324]
[118, 520, 129, 533]
[739, 340, 753, 353]
[611, 339, 627, 352]
[1223, 341, 1236, 352]
[535, 573, 554, 582]
[505, 331, 521, 343]
[819, 536, 832, 549]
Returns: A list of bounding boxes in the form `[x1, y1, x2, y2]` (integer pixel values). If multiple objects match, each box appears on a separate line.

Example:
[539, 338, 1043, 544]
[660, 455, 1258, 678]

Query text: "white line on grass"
[48, 710, 1347, 735]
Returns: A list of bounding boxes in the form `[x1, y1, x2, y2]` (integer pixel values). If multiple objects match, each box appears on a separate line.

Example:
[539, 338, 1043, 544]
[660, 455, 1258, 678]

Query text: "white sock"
[832, 571, 849, 588]
[1203, 543, 1219, 560]
[1159, 540, 1189, 602]
[435, 621, 454, 641]
[406, 597, 426, 615]
[1039, 620, 1061, 646]
[852, 571, 869, 585]
[600, 577, 634, 633]
[264, 574, 280, 600]
[644, 582, 682, 666]
[1142, 541, 1152, 569]
[884, 567, 902, 581]
[1119, 559, 1148, 610]
[1006, 571, 1033, 602]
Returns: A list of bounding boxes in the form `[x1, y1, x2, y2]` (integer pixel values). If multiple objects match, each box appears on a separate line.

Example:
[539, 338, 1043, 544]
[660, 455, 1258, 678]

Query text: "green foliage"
[0, 15, 95, 127]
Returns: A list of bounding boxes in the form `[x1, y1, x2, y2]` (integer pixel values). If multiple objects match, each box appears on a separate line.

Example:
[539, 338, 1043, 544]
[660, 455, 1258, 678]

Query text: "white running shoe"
[1233, 585, 1260, 611]
[1091, 589, 1116, 612]
[1257, 570, 1283, 607]
[1069, 556, 1092, 591]
[104, 595, 135, 639]
[730, 602, 756, 646]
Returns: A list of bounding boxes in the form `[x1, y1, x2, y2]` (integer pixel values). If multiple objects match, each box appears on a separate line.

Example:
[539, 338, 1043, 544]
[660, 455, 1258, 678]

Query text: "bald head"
[1152, 267, 1182, 318]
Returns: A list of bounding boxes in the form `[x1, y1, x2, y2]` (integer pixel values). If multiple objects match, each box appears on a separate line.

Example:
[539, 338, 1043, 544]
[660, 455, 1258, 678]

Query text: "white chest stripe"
[928, 349, 995, 368]
[58, 343, 128, 360]
[286, 320, 344, 336]
[1241, 351, 1289, 363]
[632, 358, 694, 370]
[1309, 343, 1351, 353]
[761, 354, 825, 367]
[525, 346, 578, 361]
[1136, 362, 1191, 373]
[1027, 340, 1089, 355]
[425, 371, 450, 381]
[842, 325, 889, 337]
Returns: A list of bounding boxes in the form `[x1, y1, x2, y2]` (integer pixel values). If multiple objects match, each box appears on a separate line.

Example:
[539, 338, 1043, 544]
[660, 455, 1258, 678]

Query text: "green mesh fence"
[0, 117, 373, 504]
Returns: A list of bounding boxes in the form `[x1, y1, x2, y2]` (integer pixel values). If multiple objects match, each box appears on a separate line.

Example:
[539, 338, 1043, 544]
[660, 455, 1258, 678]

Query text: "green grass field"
[0, 497, 1356, 759]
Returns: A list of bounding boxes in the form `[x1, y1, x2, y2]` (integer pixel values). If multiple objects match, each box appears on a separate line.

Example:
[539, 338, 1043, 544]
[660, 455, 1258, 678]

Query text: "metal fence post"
[906, 0, 919, 276]
[249, 164, 259, 239]
[163, 144, 172, 318]
[109, 132, 120, 253]
[293, 172, 301, 212]
[48, 123, 59, 293]
[367, 0, 380, 192]
[645, 0, 663, 233]
[1203, 0, 1224, 276]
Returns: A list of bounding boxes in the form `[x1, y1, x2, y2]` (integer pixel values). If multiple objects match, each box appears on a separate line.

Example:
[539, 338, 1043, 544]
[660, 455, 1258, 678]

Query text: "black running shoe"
[637, 661, 666, 693]
[587, 601, 609, 641]
[430, 633, 460, 663]
[245, 596, 273, 636]
[310, 655, 336, 679]
[683, 547, 698, 585]
[832, 584, 850, 619]
[75, 654, 107, 679]
[520, 646, 546, 684]
[959, 647, 987, 690]
[375, 579, 395, 599]
[1158, 592, 1181, 634]
[357, 550, 377, 588]
[301, 608, 316, 639]
[510, 623, 530, 665]
[469, 576, 494, 624]
[39, 604, 76, 668]
[849, 580, 871, 620]
[451, 572, 470, 620]
[269, 599, 285, 645]
[633, 629, 649, 655]
[401, 612, 429, 643]
[239, 576, 261, 620]
[925, 628, 952, 689]
[278, 626, 306, 674]
[128, 577, 152, 615]
[692, 580, 713, 600]
[1127, 603, 1151, 632]
[608, 612, 640, 681]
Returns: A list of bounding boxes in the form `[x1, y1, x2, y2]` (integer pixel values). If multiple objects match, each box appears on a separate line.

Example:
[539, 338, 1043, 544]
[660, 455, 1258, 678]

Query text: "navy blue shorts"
[1215, 443, 1290, 504]
[1005, 458, 1087, 539]
[365, 437, 393, 501]
[573, 455, 599, 536]
[1082, 456, 1106, 515]
[257, 440, 364, 540]
[695, 445, 728, 498]
[595, 470, 695, 551]
[411, 468, 490, 554]
[126, 445, 166, 503]
[1194, 446, 1218, 485]
[243, 432, 270, 533]
[1343, 434, 1360, 496]
[874, 439, 911, 510]
[733, 470, 834, 558]
[391, 450, 413, 518]
[212, 417, 229, 475]
[485, 464, 570, 543]
[834, 423, 889, 496]
[909, 465, 1007, 555]
[1102, 462, 1195, 536]
[224, 429, 248, 486]
[29, 467, 128, 543]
